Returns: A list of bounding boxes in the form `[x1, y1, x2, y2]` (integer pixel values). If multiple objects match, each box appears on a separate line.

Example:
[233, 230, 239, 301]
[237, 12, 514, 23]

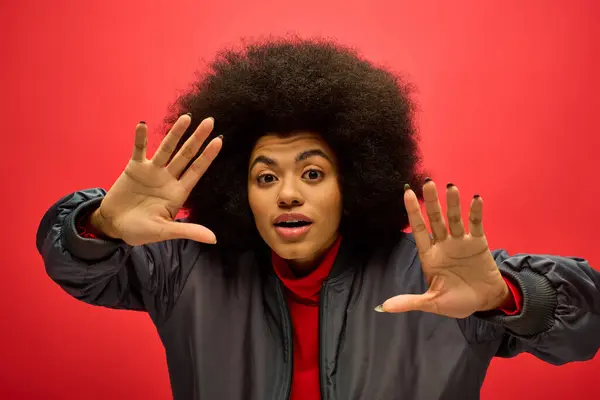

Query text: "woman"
[37, 38, 600, 400]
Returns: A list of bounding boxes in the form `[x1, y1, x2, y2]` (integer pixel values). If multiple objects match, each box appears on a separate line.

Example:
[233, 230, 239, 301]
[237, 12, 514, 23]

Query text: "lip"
[273, 213, 313, 241]
[274, 224, 312, 241]
[273, 213, 313, 224]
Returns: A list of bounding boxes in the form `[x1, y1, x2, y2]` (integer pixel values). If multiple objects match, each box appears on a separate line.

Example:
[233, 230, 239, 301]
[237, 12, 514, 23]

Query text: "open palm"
[379, 180, 509, 318]
[93, 115, 222, 246]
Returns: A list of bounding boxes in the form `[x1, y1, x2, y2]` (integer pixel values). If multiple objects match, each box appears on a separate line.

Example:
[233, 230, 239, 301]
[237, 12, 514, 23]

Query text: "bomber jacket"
[37, 188, 600, 400]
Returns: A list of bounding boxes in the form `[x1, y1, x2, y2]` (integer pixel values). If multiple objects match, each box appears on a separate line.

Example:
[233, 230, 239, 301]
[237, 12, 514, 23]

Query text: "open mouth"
[273, 215, 313, 240]
[274, 220, 312, 228]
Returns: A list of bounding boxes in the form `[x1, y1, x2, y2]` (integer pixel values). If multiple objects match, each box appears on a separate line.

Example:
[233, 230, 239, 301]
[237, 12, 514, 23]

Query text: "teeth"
[276, 220, 310, 225]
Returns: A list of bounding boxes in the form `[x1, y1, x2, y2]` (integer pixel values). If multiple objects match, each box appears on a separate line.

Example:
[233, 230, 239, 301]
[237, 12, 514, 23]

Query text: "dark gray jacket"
[37, 189, 600, 400]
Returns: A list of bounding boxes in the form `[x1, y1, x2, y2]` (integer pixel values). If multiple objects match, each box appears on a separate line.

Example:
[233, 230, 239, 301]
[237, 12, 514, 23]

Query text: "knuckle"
[192, 153, 205, 166]
[469, 216, 482, 225]
[157, 225, 169, 241]
[181, 146, 195, 159]
[161, 143, 174, 154]
[447, 214, 462, 225]
[134, 137, 147, 148]
[427, 211, 443, 222]
[134, 143, 146, 152]
[189, 162, 204, 174]
[413, 222, 428, 233]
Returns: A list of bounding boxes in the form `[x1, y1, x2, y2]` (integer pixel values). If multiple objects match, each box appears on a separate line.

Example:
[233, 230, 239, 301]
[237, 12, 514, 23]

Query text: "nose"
[277, 179, 304, 208]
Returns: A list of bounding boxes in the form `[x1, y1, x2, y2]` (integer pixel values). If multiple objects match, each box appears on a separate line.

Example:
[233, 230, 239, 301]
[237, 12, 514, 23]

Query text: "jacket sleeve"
[36, 188, 198, 322]
[473, 249, 600, 365]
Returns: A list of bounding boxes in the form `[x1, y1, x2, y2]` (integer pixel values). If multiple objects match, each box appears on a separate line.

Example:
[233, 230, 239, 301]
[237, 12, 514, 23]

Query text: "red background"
[2, 0, 599, 399]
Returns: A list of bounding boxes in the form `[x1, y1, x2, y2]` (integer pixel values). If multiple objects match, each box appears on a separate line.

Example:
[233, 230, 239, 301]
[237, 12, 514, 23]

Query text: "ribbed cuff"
[475, 268, 557, 336]
[62, 197, 124, 261]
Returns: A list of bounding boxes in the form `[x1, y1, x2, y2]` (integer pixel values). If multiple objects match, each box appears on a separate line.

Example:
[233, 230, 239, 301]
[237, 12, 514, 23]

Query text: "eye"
[302, 169, 324, 181]
[257, 173, 278, 185]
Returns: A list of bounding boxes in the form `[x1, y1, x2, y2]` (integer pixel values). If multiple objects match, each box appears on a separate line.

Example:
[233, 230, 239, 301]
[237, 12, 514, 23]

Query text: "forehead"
[251, 132, 332, 157]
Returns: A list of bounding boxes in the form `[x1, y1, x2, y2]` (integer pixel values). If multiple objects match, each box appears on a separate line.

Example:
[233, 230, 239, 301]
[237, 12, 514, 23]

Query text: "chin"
[271, 241, 314, 261]
[271, 243, 311, 260]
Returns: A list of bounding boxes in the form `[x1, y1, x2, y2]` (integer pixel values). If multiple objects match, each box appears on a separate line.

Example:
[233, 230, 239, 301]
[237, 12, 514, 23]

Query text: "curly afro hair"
[164, 37, 426, 252]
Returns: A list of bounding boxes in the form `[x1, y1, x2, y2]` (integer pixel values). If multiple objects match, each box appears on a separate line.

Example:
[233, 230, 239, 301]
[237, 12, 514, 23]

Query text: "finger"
[423, 180, 448, 242]
[446, 184, 465, 238]
[161, 221, 217, 244]
[167, 117, 214, 178]
[377, 293, 437, 314]
[151, 113, 192, 167]
[469, 194, 485, 237]
[404, 184, 432, 253]
[131, 122, 148, 161]
[179, 135, 223, 191]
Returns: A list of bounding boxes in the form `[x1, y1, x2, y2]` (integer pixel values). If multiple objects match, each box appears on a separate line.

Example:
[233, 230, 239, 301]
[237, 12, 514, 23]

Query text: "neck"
[285, 233, 340, 276]
[287, 255, 325, 277]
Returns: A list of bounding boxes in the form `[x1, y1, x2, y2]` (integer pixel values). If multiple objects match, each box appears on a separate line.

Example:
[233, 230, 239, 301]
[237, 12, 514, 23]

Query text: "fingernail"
[424, 177, 432, 183]
[217, 134, 223, 141]
[374, 305, 386, 313]
[446, 182, 454, 188]
[404, 183, 411, 192]
[473, 193, 481, 199]
[185, 112, 192, 117]
[139, 120, 146, 125]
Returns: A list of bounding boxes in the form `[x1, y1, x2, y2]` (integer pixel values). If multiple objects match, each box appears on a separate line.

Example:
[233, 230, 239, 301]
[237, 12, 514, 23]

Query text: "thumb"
[163, 221, 217, 244]
[376, 293, 436, 314]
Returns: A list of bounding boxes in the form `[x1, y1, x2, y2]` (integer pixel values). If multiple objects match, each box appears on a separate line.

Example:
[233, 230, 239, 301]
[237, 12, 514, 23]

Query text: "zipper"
[276, 280, 293, 400]
[318, 281, 328, 400]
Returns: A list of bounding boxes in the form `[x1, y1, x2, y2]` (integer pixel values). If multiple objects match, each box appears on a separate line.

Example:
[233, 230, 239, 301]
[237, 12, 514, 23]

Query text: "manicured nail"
[404, 183, 411, 192]
[424, 177, 432, 183]
[473, 193, 481, 199]
[139, 120, 146, 125]
[446, 182, 454, 189]
[374, 305, 385, 313]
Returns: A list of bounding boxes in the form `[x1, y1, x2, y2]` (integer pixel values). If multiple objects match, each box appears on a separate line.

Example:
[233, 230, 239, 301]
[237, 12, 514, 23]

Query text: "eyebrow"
[249, 148, 332, 171]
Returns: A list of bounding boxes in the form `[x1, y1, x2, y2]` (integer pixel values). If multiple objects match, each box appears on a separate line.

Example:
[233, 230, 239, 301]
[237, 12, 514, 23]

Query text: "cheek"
[248, 187, 271, 230]
[315, 182, 342, 218]
[247, 188, 262, 220]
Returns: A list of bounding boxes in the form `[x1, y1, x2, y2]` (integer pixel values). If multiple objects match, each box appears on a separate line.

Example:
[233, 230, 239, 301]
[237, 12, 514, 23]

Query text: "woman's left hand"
[377, 180, 512, 318]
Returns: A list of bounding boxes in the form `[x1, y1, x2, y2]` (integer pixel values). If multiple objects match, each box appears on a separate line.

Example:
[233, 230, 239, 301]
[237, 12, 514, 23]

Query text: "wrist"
[495, 281, 514, 310]
[482, 277, 513, 311]
[89, 208, 120, 239]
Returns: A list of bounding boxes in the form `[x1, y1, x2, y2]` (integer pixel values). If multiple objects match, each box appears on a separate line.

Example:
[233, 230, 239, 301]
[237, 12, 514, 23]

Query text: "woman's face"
[248, 132, 342, 271]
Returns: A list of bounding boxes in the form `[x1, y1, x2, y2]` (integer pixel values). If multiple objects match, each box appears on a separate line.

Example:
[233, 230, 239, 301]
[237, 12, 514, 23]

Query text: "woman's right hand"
[90, 114, 222, 246]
